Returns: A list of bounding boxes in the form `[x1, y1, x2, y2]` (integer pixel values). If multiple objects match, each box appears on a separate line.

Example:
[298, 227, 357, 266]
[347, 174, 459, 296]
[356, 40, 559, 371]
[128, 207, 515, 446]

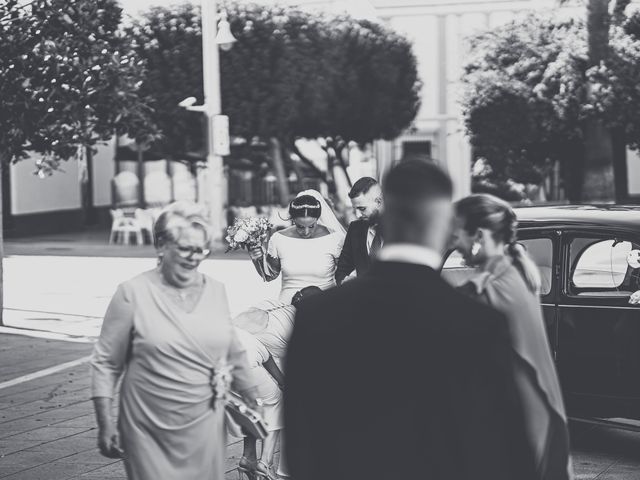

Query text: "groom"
[335, 177, 383, 285]
[285, 160, 536, 480]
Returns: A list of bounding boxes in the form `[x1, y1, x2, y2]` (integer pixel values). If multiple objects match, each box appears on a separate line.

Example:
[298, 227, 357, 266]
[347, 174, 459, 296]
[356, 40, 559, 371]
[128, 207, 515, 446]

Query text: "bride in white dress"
[249, 190, 346, 303]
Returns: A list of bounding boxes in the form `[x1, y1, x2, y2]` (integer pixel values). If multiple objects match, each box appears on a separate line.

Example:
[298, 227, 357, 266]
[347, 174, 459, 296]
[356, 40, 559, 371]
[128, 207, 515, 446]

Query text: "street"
[1, 251, 640, 479]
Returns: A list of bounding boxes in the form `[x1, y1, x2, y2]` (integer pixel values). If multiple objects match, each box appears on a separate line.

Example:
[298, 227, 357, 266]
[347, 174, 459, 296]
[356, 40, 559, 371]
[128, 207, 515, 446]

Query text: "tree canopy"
[461, 11, 640, 197]
[129, 1, 421, 155]
[0, 0, 155, 170]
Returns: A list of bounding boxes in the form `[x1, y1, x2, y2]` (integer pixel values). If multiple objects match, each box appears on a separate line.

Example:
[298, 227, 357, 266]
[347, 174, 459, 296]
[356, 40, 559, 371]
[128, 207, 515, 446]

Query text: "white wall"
[628, 149, 640, 197]
[10, 155, 82, 215]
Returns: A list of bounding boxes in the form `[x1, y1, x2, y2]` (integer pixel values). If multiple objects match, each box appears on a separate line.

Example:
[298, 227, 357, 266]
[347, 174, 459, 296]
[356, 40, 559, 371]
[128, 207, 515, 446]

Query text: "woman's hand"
[629, 290, 640, 305]
[97, 423, 123, 459]
[248, 245, 264, 261]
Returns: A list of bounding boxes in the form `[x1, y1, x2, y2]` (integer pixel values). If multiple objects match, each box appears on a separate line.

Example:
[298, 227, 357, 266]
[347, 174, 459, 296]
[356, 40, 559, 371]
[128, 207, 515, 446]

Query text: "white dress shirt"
[366, 226, 383, 254]
[376, 243, 443, 270]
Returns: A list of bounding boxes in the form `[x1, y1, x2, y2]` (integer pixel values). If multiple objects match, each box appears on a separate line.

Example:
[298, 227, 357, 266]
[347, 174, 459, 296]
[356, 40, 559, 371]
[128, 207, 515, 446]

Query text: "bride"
[248, 190, 346, 303]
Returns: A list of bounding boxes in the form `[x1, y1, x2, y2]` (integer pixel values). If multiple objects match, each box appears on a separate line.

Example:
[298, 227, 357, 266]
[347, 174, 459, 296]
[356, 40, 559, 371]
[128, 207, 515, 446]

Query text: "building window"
[401, 141, 432, 161]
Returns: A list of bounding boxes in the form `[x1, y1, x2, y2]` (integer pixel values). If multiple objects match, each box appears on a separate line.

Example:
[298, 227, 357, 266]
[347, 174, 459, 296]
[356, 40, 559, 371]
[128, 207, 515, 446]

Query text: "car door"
[517, 230, 559, 355]
[557, 230, 640, 419]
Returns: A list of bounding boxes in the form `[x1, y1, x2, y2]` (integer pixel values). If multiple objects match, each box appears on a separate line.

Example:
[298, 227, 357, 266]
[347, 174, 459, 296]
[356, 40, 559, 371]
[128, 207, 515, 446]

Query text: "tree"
[462, 9, 640, 202]
[130, 2, 421, 205]
[0, 0, 155, 324]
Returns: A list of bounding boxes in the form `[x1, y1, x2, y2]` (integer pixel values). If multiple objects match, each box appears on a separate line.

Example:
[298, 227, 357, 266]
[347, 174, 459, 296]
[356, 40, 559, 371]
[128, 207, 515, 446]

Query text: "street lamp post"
[179, 3, 235, 241]
[201, 0, 224, 242]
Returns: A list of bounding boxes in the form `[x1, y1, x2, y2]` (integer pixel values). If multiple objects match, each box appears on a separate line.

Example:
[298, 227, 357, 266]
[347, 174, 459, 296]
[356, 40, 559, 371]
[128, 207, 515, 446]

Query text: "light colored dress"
[461, 256, 571, 480]
[267, 231, 344, 303]
[229, 327, 282, 434]
[90, 270, 256, 480]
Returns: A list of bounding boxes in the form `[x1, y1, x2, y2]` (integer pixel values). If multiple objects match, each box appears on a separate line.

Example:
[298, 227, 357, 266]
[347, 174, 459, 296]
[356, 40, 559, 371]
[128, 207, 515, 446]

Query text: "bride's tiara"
[290, 203, 320, 209]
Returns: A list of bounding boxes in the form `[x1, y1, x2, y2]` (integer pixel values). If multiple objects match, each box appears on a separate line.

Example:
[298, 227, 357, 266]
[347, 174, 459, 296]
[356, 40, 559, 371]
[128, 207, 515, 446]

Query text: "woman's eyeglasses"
[175, 244, 211, 259]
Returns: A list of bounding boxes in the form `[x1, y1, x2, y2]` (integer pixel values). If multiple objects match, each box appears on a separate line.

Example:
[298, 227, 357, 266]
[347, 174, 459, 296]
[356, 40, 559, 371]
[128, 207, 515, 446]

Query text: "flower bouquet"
[225, 216, 273, 279]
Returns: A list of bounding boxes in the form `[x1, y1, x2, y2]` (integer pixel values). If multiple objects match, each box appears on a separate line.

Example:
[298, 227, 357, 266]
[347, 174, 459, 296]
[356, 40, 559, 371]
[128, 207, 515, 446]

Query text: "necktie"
[370, 228, 382, 258]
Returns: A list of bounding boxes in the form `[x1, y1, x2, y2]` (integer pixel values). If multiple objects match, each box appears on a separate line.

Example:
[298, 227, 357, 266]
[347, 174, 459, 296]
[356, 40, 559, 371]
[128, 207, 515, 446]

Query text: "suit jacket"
[285, 261, 537, 480]
[335, 219, 371, 284]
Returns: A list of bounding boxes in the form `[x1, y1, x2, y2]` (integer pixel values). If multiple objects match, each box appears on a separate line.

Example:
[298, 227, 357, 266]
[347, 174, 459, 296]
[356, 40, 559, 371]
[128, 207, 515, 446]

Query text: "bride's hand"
[248, 245, 264, 261]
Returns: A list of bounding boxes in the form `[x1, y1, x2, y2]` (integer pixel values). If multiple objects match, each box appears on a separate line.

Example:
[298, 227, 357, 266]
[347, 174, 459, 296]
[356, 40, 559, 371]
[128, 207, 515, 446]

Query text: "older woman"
[91, 201, 259, 480]
[450, 194, 572, 480]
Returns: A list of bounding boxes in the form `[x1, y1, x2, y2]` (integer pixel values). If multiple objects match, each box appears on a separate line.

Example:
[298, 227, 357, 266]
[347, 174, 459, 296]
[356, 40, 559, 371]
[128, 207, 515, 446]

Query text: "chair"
[112, 171, 140, 208]
[144, 171, 172, 207]
[109, 209, 144, 245]
[135, 208, 155, 244]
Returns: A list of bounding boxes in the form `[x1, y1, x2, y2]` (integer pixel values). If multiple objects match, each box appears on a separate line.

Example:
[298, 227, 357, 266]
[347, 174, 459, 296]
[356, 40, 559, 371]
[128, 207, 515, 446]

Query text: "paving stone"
[3, 426, 90, 442]
[0, 460, 97, 480]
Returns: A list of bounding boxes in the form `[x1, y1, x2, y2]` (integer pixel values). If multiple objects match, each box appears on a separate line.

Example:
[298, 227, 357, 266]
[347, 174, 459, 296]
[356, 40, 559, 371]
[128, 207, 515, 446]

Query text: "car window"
[519, 238, 553, 296]
[570, 238, 635, 296]
[441, 237, 552, 295]
[441, 250, 475, 287]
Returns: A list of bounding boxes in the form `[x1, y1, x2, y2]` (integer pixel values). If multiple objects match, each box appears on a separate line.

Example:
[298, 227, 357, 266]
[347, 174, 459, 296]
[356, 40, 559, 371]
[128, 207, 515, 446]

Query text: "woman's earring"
[471, 242, 481, 257]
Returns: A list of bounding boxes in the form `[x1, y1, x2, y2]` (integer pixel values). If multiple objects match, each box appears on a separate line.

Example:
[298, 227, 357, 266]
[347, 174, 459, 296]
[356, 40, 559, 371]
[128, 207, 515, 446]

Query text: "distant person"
[248, 190, 345, 303]
[232, 286, 323, 480]
[451, 193, 572, 480]
[285, 161, 537, 480]
[90, 201, 259, 480]
[335, 177, 383, 284]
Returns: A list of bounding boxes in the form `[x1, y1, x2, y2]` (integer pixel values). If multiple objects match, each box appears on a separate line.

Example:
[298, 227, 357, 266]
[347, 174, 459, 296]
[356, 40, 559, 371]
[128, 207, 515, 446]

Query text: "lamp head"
[215, 14, 236, 51]
[178, 97, 197, 108]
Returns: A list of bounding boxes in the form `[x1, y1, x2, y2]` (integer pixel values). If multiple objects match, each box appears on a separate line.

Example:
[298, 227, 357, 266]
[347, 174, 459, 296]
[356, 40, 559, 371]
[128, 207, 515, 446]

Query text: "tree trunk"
[137, 144, 145, 207]
[612, 127, 628, 203]
[285, 143, 304, 193]
[558, 138, 586, 203]
[582, 0, 615, 202]
[334, 141, 353, 188]
[269, 138, 290, 207]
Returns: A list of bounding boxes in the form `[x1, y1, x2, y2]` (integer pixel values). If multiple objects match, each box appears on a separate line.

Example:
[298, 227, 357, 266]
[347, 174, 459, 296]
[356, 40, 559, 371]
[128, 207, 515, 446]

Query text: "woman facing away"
[248, 190, 346, 303]
[450, 193, 573, 480]
[90, 201, 260, 480]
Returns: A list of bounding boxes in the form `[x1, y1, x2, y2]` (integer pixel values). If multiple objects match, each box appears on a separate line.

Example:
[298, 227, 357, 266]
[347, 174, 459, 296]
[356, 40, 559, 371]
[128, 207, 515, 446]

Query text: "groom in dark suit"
[335, 177, 383, 285]
[285, 160, 536, 480]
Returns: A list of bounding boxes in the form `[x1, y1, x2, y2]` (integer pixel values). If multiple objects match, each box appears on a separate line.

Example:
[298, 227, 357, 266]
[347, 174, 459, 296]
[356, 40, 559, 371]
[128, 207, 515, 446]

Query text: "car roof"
[514, 205, 640, 232]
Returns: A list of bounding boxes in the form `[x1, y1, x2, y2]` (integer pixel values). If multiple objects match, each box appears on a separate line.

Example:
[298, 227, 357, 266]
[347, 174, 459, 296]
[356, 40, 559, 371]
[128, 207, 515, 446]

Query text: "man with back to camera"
[335, 177, 383, 285]
[285, 160, 537, 480]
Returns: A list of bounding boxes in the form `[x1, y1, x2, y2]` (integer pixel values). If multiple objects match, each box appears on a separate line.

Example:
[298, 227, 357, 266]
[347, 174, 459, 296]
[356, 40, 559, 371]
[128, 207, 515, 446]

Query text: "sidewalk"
[4, 228, 244, 259]
[0, 336, 259, 480]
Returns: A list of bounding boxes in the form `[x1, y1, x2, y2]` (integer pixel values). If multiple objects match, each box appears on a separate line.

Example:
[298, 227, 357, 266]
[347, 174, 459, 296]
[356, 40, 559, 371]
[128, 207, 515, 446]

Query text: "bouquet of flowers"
[225, 216, 272, 253]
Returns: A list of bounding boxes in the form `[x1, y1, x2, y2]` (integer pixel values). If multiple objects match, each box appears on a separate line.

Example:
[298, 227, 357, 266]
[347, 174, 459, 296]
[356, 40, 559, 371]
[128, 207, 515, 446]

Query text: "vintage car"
[441, 205, 640, 426]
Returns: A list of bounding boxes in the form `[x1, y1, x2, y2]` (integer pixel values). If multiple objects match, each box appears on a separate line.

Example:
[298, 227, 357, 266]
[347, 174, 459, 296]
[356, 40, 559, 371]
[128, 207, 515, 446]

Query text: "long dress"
[266, 231, 344, 303]
[459, 256, 571, 480]
[90, 270, 256, 480]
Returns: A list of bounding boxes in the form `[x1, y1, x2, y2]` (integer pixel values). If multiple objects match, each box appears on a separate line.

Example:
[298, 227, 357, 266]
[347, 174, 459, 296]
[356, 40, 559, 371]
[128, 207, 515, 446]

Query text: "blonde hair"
[455, 194, 541, 295]
[153, 201, 212, 248]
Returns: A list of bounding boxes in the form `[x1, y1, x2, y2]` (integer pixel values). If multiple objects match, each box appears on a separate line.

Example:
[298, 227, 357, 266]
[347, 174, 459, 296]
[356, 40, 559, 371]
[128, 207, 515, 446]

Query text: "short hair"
[289, 195, 321, 220]
[153, 201, 212, 248]
[348, 177, 378, 199]
[381, 160, 452, 232]
[292, 285, 323, 306]
[383, 160, 452, 203]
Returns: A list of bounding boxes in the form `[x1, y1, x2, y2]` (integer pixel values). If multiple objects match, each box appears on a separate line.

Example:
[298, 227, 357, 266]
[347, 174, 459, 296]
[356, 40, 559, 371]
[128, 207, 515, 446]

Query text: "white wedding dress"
[265, 190, 346, 303]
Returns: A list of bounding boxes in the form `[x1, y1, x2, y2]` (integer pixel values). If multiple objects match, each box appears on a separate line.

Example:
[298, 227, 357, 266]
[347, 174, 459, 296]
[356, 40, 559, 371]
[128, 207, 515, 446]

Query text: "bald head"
[381, 160, 453, 252]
